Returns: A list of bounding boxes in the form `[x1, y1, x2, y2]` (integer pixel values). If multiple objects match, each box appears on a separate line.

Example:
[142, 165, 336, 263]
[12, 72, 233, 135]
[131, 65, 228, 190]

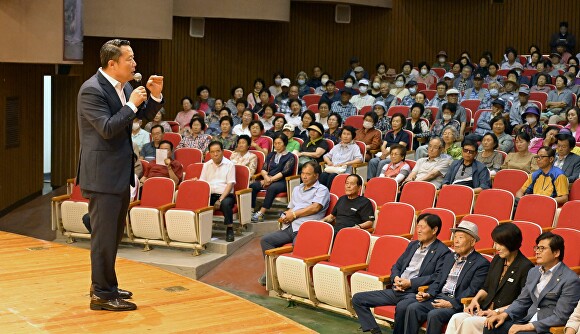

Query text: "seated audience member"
[205, 100, 227, 136]
[483, 232, 580, 334]
[232, 109, 253, 136]
[516, 146, 569, 206]
[258, 161, 330, 285]
[379, 144, 412, 184]
[132, 142, 143, 179]
[446, 223, 534, 334]
[476, 133, 504, 176]
[373, 101, 392, 134]
[406, 103, 431, 151]
[485, 62, 504, 85]
[318, 79, 340, 106]
[265, 115, 286, 139]
[404, 221, 490, 334]
[501, 48, 524, 70]
[352, 213, 451, 334]
[369, 75, 383, 98]
[176, 116, 212, 152]
[251, 89, 271, 115]
[331, 88, 357, 121]
[140, 140, 183, 185]
[144, 108, 172, 133]
[324, 113, 342, 144]
[225, 86, 245, 118]
[400, 60, 418, 83]
[320, 126, 363, 189]
[269, 73, 283, 98]
[435, 89, 467, 138]
[278, 84, 307, 114]
[545, 75, 574, 124]
[350, 79, 375, 110]
[530, 73, 552, 94]
[258, 104, 275, 131]
[355, 111, 382, 162]
[321, 174, 374, 234]
[416, 103, 461, 159]
[371, 62, 388, 82]
[284, 99, 304, 129]
[400, 80, 421, 106]
[565, 301, 580, 334]
[282, 124, 300, 154]
[375, 81, 397, 108]
[214, 116, 237, 151]
[174, 96, 196, 131]
[231, 98, 247, 126]
[501, 132, 539, 173]
[443, 140, 491, 193]
[433, 50, 451, 71]
[469, 99, 508, 141]
[453, 65, 475, 93]
[368, 113, 409, 178]
[196, 141, 237, 242]
[295, 110, 315, 141]
[315, 72, 331, 95]
[487, 116, 514, 153]
[529, 125, 559, 154]
[248, 120, 270, 156]
[554, 133, 580, 184]
[461, 73, 491, 108]
[390, 74, 410, 103]
[247, 78, 265, 109]
[230, 135, 258, 176]
[416, 62, 438, 88]
[297, 122, 329, 167]
[140, 124, 164, 161]
[517, 105, 545, 139]
[274, 78, 289, 105]
[406, 137, 451, 189]
[131, 118, 150, 151]
[426, 81, 448, 110]
[307, 66, 322, 89]
[315, 101, 331, 129]
[193, 85, 215, 115]
[440, 126, 463, 161]
[564, 106, 580, 142]
[509, 87, 532, 131]
[296, 71, 310, 98]
[250, 133, 297, 223]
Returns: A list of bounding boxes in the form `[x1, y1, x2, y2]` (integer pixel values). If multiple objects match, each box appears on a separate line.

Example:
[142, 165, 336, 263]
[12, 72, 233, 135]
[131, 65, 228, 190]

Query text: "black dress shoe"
[90, 288, 133, 299]
[226, 227, 235, 242]
[90, 296, 137, 311]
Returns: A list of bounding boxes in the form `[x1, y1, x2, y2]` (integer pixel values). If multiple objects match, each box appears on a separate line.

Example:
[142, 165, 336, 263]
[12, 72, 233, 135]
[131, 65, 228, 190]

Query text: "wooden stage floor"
[0, 232, 314, 333]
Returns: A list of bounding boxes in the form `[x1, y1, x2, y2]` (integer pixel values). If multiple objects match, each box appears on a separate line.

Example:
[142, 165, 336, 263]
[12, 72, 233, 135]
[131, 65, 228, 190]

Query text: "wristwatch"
[494, 308, 501, 314]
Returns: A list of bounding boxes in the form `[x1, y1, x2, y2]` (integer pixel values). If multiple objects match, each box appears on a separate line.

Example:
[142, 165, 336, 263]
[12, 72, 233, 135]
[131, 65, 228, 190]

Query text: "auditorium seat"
[508, 194, 557, 231]
[400, 181, 437, 212]
[435, 184, 474, 221]
[493, 169, 529, 196]
[472, 189, 514, 222]
[51, 180, 90, 243]
[214, 165, 253, 228]
[174, 147, 203, 170]
[372, 202, 415, 238]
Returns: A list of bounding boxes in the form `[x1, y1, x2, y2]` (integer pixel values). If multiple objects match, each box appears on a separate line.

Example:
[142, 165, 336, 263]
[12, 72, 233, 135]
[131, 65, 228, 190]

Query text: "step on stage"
[0, 232, 313, 333]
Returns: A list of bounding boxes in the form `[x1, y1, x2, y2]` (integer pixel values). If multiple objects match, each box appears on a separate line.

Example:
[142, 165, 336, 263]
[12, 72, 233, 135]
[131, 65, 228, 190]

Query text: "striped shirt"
[441, 251, 472, 296]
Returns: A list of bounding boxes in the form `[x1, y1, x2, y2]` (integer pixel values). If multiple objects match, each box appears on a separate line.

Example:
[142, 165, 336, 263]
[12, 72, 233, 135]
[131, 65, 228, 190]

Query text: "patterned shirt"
[324, 141, 363, 172]
[426, 96, 447, 109]
[400, 241, 435, 280]
[375, 116, 392, 134]
[430, 119, 461, 138]
[176, 133, 212, 152]
[331, 101, 357, 123]
[350, 94, 376, 110]
[214, 133, 238, 150]
[278, 97, 307, 114]
[441, 251, 473, 296]
[401, 95, 429, 107]
[230, 151, 258, 175]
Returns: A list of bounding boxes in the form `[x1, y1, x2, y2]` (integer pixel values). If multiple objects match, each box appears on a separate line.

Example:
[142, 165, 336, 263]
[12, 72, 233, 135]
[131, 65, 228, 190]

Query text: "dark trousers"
[210, 193, 235, 226]
[482, 319, 535, 334]
[250, 180, 287, 209]
[83, 187, 130, 300]
[352, 289, 417, 334]
[260, 227, 298, 256]
[319, 172, 338, 189]
[404, 294, 457, 334]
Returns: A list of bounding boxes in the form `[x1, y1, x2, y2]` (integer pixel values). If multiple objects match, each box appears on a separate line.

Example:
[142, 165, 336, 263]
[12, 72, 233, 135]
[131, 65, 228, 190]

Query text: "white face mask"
[421, 69, 429, 75]
[345, 82, 353, 88]
[275, 78, 282, 85]
[395, 81, 404, 88]
[409, 87, 417, 94]
[372, 82, 380, 89]
[489, 88, 499, 97]
[526, 116, 537, 124]
[132, 123, 141, 130]
[442, 114, 452, 121]
[363, 121, 374, 129]
[321, 78, 328, 85]
[439, 57, 446, 63]
[359, 86, 368, 93]
[298, 79, 306, 85]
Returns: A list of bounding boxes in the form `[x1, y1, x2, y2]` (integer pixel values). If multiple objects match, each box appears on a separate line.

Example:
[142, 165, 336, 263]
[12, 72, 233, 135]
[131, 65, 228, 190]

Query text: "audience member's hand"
[465, 300, 480, 315]
[393, 277, 411, 291]
[129, 86, 147, 107]
[431, 299, 452, 309]
[484, 313, 506, 329]
[164, 158, 171, 166]
[477, 309, 496, 318]
[416, 291, 430, 302]
[146, 75, 164, 98]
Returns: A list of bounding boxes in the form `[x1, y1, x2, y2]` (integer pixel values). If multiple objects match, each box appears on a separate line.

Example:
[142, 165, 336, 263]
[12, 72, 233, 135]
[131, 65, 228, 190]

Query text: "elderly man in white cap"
[435, 88, 467, 140]
[402, 221, 490, 334]
[350, 78, 376, 110]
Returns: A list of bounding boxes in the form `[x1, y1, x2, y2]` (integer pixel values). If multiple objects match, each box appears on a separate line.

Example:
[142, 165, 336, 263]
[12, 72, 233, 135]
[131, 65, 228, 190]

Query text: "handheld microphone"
[133, 72, 142, 83]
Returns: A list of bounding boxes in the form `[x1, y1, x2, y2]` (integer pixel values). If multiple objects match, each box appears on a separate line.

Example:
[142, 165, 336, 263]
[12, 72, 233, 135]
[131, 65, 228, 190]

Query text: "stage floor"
[0, 232, 314, 333]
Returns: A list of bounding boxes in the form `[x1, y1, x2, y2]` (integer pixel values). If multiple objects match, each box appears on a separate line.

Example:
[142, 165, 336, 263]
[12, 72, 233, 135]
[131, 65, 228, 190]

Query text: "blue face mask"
[409, 87, 417, 94]
[489, 88, 499, 97]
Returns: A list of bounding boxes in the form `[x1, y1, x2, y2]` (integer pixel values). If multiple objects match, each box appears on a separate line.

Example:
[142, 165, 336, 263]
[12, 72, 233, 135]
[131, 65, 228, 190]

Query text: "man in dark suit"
[555, 133, 580, 184]
[352, 213, 451, 334]
[76, 39, 164, 311]
[403, 221, 490, 334]
[484, 232, 580, 334]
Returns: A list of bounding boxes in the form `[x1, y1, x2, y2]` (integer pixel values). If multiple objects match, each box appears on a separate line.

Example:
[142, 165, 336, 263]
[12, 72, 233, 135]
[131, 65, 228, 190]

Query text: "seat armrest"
[286, 175, 301, 181]
[66, 178, 76, 184]
[549, 327, 564, 334]
[367, 227, 375, 233]
[304, 254, 331, 265]
[570, 266, 580, 275]
[128, 200, 141, 209]
[477, 248, 496, 255]
[265, 245, 294, 256]
[418, 286, 429, 293]
[378, 275, 391, 283]
[352, 162, 368, 168]
[157, 203, 176, 212]
[498, 219, 512, 224]
[528, 256, 537, 264]
[442, 240, 453, 246]
[542, 227, 554, 232]
[194, 206, 214, 214]
[235, 188, 252, 196]
[461, 297, 474, 305]
[340, 263, 368, 274]
[400, 233, 412, 239]
[52, 194, 71, 202]
[252, 173, 263, 181]
[455, 214, 467, 221]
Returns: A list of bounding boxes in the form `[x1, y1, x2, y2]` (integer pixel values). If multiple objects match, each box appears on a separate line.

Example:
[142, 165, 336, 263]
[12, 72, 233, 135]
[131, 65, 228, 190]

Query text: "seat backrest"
[529, 91, 548, 106]
[556, 200, 580, 229]
[326, 193, 339, 216]
[344, 115, 364, 129]
[70, 183, 89, 202]
[174, 147, 203, 169]
[329, 174, 350, 197]
[292, 221, 335, 258]
[419, 208, 455, 241]
[406, 159, 416, 170]
[167, 121, 180, 133]
[303, 94, 321, 107]
[234, 165, 250, 191]
[367, 235, 410, 275]
[140, 177, 175, 207]
[425, 107, 438, 123]
[435, 184, 474, 216]
[308, 104, 319, 113]
[373, 202, 416, 236]
[357, 105, 372, 116]
[464, 108, 473, 126]
[387, 105, 410, 118]
[324, 139, 335, 151]
[570, 180, 580, 201]
[512, 221, 542, 258]
[253, 150, 265, 177]
[431, 68, 446, 78]
[402, 129, 414, 148]
[471, 109, 490, 132]
[493, 169, 529, 196]
[355, 140, 367, 159]
[293, 137, 304, 146]
[421, 89, 437, 101]
[163, 132, 182, 149]
[473, 189, 514, 221]
[552, 228, 580, 267]
[184, 163, 204, 180]
[329, 228, 371, 266]
[462, 214, 499, 250]
[174, 180, 210, 210]
[513, 194, 557, 229]
[399, 181, 437, 212]
[460, 99, 481, 113]
[141, 160, 151, 177]
[365, 177, 398, 207]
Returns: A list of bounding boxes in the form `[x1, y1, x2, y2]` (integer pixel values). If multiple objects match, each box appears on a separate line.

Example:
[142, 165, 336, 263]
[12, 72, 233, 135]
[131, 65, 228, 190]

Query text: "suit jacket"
[427, 250, 490, 311]
[480, 251, 535, 310]
[76, 71, 163, 194]
[506, 263, 580, 334]
[560, 153, 580, 184]
[443, 159, 492, 190]
[390, 239, 451, 292]
[565, 300, 580, 332]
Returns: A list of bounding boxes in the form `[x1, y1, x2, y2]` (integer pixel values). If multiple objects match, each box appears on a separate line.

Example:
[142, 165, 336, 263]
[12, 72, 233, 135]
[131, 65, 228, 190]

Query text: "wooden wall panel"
[0, 63, 53, 213]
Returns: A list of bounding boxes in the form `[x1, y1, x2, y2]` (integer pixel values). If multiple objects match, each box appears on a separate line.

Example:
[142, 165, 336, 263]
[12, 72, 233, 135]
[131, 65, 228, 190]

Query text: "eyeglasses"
[462, 148, 476, 154]
[533, 246, 548, 253]
[534, 155, 550, 160]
